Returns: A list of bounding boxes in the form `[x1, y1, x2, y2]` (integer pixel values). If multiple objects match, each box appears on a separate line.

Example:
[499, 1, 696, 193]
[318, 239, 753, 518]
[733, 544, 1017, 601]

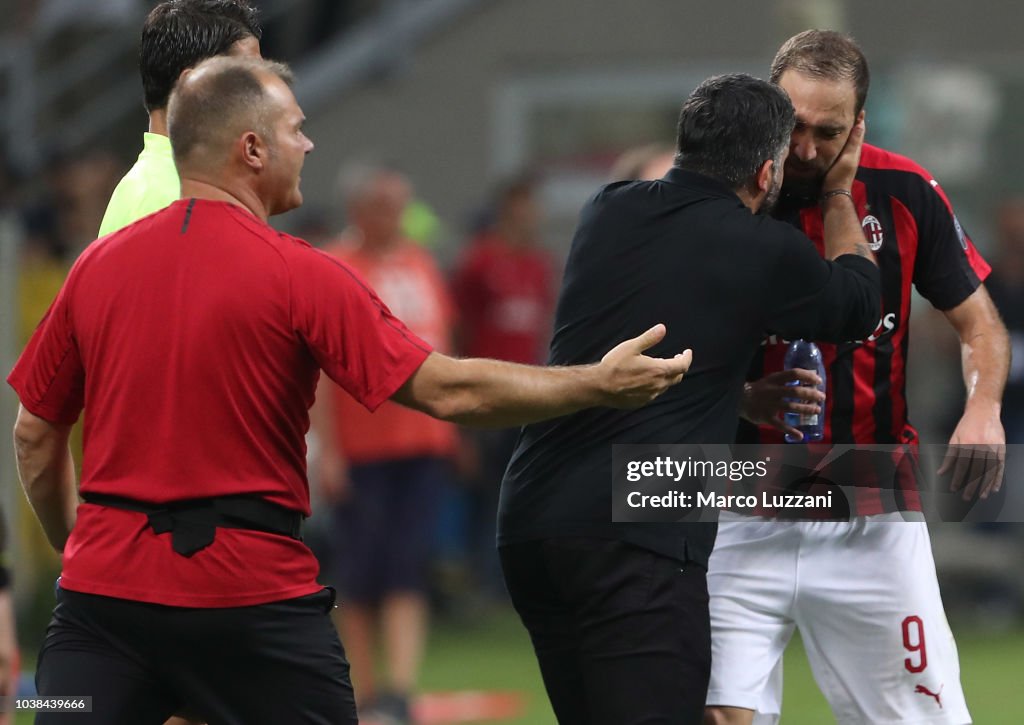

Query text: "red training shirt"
[452, 233, 555, 364]
[8, 199, 432, 607]
[324, 238, 458, 464]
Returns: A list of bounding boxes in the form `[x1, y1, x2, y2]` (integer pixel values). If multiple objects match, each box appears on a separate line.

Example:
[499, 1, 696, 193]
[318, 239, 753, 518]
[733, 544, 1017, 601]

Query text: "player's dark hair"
[770, 29, 870, 114]
[140, 0, 262, 113]
[168, 56, 293, 163]
[674, 74, 795, 190]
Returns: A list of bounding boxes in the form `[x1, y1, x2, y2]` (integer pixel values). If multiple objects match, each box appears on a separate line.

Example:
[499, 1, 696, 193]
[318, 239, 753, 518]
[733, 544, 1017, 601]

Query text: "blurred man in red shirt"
[312, 164, 458, 723]
[452, 176, 557, 598]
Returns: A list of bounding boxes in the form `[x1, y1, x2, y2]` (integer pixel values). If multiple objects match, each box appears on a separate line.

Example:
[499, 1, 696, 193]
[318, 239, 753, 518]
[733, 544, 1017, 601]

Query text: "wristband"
[821, 188, 854, 202]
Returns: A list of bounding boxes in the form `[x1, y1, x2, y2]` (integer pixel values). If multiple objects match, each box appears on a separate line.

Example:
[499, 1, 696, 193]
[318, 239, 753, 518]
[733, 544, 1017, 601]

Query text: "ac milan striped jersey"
[738, 144, 991, 513]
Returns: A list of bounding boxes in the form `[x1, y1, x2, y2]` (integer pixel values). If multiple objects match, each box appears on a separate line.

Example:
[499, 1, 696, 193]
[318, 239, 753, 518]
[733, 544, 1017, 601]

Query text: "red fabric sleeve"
[287, 241, 433, 412]
[7, 277, 85, 425]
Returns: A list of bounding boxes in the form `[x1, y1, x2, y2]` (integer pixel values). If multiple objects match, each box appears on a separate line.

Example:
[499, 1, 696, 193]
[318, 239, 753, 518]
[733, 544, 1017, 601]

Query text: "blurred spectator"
[24, 152, 122, 256]
[53, 151, 122, 256]
[0, 161, 23, 677]
[987, 197, 1024, 442]
[0, 506, 16, 725]
[26, 0, 141, 38]
[258, 0, 366, 60]
[453, 174, 555, 366]
[311, 163, 458, 724]
[18, 151, 123, 339]
[402, 198, 445, 249]
[450, 174, 556, 599]
[0, 150, 25, 231]
[607, 143, 675, 181]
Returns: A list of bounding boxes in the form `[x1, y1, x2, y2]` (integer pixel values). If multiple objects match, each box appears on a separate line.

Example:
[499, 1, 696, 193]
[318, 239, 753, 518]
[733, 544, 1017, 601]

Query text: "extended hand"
[598, 324, 692, 409]
[939, 408, 1005, 500]
[740, 369, 824, 440]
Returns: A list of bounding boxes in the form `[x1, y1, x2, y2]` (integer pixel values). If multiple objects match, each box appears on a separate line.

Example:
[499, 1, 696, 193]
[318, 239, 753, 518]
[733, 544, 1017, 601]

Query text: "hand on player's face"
[777, 70, 860, 193]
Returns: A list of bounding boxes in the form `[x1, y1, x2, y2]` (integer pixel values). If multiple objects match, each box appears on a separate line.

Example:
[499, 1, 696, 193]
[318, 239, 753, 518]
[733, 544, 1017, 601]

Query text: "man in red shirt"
[312, 164, 460, 721]
[453, 176, 555, 366]
[8, 56, 690, 725]
[452, 175, 557, 601]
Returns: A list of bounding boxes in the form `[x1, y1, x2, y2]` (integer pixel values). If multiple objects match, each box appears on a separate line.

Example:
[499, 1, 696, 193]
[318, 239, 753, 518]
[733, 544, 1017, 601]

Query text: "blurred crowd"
[4, 0, 378, 50]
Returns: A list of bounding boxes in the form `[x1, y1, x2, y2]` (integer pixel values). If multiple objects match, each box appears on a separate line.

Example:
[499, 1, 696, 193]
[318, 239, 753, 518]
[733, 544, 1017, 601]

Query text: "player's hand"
[939, 407, 1005, 500]
[822, 118, 866, 193]
[598, 324, 692, 409]
[740, 369, 824, 440]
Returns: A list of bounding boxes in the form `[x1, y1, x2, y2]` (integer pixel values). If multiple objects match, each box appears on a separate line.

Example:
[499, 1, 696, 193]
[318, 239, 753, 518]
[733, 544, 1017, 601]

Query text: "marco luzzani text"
[624, 456, 833, 510]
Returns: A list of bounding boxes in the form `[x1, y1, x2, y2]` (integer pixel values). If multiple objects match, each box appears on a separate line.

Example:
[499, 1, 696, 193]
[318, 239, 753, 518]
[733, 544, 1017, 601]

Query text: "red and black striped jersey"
[738, 144, 991, 513]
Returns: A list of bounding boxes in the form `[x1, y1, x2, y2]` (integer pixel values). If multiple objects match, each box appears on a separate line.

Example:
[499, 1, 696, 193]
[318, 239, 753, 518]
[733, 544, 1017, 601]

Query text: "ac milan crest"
[862, 214, 884, 251]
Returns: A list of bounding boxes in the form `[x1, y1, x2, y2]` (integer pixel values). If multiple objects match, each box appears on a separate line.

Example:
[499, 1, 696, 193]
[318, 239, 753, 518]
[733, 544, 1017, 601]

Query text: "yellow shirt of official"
[98, 133, 179, 236]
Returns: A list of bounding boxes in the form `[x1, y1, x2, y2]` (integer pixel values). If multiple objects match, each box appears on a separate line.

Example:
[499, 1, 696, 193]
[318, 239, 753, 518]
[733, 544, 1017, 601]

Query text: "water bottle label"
[798, 413, 819, 426]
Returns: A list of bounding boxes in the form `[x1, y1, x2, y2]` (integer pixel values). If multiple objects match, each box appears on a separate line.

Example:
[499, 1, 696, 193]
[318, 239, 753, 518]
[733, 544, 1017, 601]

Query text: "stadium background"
[1, 0, 1022, 722]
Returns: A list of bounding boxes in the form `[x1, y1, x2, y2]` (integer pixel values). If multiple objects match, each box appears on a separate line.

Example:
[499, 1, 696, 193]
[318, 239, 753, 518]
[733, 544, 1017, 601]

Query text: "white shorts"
[706, 513, 970, 725]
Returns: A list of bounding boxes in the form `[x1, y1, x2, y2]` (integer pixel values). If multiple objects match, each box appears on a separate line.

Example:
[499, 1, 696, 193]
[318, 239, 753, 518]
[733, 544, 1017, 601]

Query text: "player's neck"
[148, 110, 169, 137]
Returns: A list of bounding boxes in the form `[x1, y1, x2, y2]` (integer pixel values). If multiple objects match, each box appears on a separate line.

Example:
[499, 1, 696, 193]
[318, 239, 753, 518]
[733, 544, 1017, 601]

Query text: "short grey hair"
[168, 55, 293, 165]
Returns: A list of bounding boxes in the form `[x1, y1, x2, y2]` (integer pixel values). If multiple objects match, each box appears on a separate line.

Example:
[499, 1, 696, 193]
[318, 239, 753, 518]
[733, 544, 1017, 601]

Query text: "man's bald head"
[167, 55, 293, 173]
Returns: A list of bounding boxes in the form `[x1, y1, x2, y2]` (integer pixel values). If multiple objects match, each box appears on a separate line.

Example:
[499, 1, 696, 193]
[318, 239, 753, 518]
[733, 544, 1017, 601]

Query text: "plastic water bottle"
[783, 339, 825, 443]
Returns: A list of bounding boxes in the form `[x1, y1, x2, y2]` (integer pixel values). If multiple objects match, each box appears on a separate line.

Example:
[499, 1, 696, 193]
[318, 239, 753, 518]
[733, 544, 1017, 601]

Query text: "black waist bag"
[82, 492, 304, 557]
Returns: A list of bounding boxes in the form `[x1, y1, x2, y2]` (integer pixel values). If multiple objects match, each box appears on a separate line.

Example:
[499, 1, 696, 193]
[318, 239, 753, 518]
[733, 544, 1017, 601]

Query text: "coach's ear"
[737, 158, 776, 214]
[756, 158, 774, 196]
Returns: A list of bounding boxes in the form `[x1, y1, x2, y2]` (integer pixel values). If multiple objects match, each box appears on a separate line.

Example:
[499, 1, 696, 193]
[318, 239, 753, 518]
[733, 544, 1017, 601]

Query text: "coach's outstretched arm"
[393, 324, 692, 427]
